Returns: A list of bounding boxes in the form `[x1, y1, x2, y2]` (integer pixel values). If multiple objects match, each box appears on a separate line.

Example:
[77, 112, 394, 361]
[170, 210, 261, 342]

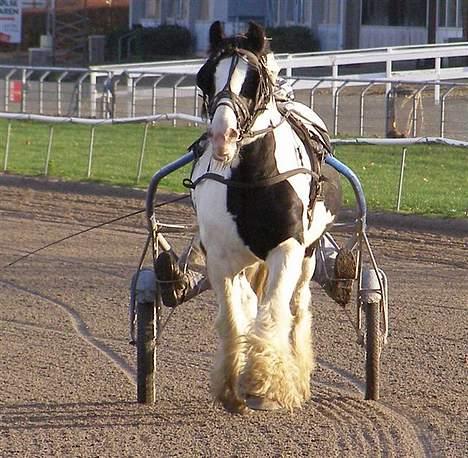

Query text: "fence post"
[56, 71, 68, 116]
[4, 69, 16, 112]
[193, 85, 199, 126]
[20, 68, 26, 113]
[396, 147, 407, 212]
[411, 85, 427, 137]
[39, 71, 51, 115]
[90, 71, 97, 118]
[44, 125, 54, 176]
[333, 82, 347, 137]
[286, 54, 292, 78]
[172, 76, 187, 127]
[87, 126, 96, 178]
[21, 70, 34, 114]
[3, 121, 12, 171]
[308, 80, 322, 110]
[151, 75, 165, 116]
[331, 57, 338, 98]
[77, 72, 90, 118]
[136, 122, 149, 184]
[359, 82, 375, 137]
[132, 74, 146, 118]
[440, 86, 455, 137]
[434, 57, 441, 105]
[385, 48, 393, 96]
[385, 85, 396, 136]
[127, 74, 133, 117]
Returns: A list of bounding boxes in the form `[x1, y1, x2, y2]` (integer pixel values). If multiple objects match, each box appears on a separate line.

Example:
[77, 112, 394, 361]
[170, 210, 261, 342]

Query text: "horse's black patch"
[240, 67, 259, 100]
[196, 61, 216, 105]
[321, 164, 342, 217]
[227, 132, 305, 260]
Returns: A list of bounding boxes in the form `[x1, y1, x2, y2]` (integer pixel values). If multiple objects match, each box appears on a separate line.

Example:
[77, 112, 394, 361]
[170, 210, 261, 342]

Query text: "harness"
[183, 167, 322, 190]
[192, 47, 330, 206]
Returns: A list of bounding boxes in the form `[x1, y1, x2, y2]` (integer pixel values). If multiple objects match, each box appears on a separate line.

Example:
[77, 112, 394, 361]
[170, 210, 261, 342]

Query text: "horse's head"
[196, 21, 274, 163]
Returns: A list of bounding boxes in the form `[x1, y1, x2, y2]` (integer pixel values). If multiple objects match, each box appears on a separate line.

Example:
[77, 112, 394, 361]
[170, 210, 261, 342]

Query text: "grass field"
[1, 120, 467, 218]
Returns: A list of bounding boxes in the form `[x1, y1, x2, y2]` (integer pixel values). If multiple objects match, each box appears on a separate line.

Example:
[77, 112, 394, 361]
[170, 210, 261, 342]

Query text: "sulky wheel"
[364, 300, 381, 400]
[136, 298, 157, 403]
[132, 269, 159, 404]
[361, 267, 384, 401]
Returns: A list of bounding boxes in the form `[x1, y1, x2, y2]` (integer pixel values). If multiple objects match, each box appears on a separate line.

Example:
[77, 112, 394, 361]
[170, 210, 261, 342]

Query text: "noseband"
[204, 48, 274, 140]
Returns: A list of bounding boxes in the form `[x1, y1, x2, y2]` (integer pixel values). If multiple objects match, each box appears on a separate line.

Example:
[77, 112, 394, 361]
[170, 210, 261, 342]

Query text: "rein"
[1, 194, 190, 271]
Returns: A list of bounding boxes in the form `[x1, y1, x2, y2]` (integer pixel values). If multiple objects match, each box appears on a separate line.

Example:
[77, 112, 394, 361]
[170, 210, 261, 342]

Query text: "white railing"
[91, 41, 468, 81]
[1, 41, 468, 138]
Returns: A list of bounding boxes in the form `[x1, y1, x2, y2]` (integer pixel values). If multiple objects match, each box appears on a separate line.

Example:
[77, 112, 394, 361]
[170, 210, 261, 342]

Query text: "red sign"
[9, 80, 22, 103]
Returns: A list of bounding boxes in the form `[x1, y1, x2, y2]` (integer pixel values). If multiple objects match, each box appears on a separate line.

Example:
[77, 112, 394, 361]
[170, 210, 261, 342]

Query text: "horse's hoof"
[246, 395, 282, 411]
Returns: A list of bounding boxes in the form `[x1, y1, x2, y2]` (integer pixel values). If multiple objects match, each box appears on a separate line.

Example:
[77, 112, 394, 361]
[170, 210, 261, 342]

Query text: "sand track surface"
[0, 175, 466, 457]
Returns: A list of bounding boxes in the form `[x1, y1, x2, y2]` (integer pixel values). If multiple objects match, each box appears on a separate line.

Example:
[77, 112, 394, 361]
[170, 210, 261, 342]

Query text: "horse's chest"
[192, 135, 307, 260]
[226, 179, 305, 260]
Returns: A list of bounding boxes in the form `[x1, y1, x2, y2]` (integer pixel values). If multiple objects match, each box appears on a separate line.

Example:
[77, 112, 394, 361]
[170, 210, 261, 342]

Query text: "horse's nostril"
[226, 128, 239, 142]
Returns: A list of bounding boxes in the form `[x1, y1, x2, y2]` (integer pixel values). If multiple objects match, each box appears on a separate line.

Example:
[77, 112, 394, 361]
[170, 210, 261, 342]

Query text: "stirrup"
[154, 251, 187, 308]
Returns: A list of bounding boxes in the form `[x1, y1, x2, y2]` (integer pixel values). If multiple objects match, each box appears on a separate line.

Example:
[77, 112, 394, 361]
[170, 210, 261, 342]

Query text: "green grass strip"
[1, 120, 466, 218]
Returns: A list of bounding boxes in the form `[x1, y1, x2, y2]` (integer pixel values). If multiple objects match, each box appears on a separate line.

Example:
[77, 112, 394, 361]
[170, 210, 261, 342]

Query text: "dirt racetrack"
[0, 175, 466, 458]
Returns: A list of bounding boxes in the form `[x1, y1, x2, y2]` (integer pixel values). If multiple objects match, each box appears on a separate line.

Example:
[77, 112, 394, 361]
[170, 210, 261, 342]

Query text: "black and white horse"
[190, 21, 339, 412]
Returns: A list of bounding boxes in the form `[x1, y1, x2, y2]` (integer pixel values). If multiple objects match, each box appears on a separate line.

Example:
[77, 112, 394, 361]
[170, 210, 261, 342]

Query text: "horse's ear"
[245, 21, 266, 53]
[209, 21, 224, 51]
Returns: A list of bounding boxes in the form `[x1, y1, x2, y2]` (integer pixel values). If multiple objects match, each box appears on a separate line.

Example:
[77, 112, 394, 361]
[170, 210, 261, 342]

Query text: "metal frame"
[129, 152, 390, 400]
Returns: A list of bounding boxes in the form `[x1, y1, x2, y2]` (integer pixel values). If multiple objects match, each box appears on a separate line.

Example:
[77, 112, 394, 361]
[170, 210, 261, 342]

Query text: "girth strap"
[183, 167, 321, 190]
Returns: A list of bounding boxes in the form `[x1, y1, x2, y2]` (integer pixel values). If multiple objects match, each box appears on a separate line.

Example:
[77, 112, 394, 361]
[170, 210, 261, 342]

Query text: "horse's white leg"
[208, 261, 256, 412]
[243, 238, 306, 410]
[289, 250, 317, 403]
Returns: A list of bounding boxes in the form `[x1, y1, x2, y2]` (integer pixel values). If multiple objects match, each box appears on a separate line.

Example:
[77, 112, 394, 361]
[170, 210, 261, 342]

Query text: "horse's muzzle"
[210, 128, 239, 162]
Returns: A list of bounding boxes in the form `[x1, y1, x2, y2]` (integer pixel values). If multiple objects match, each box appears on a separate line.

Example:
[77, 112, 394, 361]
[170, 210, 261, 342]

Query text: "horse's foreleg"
[243, 239, 306, 410]
[290, 251, 316, 402]
[209, 263, 255, 413]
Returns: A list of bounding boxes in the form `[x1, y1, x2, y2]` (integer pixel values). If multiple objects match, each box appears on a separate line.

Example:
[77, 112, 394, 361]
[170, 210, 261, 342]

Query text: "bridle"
[202, 47, 276, 141]
[189, 47, 325, 199]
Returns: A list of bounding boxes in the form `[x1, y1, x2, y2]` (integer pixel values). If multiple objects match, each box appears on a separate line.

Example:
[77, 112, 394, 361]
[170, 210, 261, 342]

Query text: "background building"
[131, 0, 465, 53]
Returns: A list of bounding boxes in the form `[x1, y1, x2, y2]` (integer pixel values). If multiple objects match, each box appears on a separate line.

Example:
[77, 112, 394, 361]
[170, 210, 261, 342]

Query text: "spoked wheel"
[136, 298, 157, 403]
[364, 300, 381, 400]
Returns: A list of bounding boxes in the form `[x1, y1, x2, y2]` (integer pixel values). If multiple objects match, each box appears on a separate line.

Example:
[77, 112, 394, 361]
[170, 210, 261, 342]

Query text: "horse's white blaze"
[210, 58, 249, 163]
[210, 107, 238, 162]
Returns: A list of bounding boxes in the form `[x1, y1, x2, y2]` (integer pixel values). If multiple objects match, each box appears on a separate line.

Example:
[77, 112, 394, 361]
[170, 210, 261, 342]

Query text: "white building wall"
[436, 27, 463, 43]
[359, 26, 428, 48]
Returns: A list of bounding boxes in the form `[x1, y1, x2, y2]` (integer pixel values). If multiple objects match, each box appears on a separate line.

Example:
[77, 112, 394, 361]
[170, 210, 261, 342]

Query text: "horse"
[189, 21, 340, 412]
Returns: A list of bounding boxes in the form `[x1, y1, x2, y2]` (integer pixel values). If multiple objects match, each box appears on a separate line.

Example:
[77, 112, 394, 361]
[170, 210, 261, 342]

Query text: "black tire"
[364, 301, 381, 401]
[136, 299, 156, 404]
